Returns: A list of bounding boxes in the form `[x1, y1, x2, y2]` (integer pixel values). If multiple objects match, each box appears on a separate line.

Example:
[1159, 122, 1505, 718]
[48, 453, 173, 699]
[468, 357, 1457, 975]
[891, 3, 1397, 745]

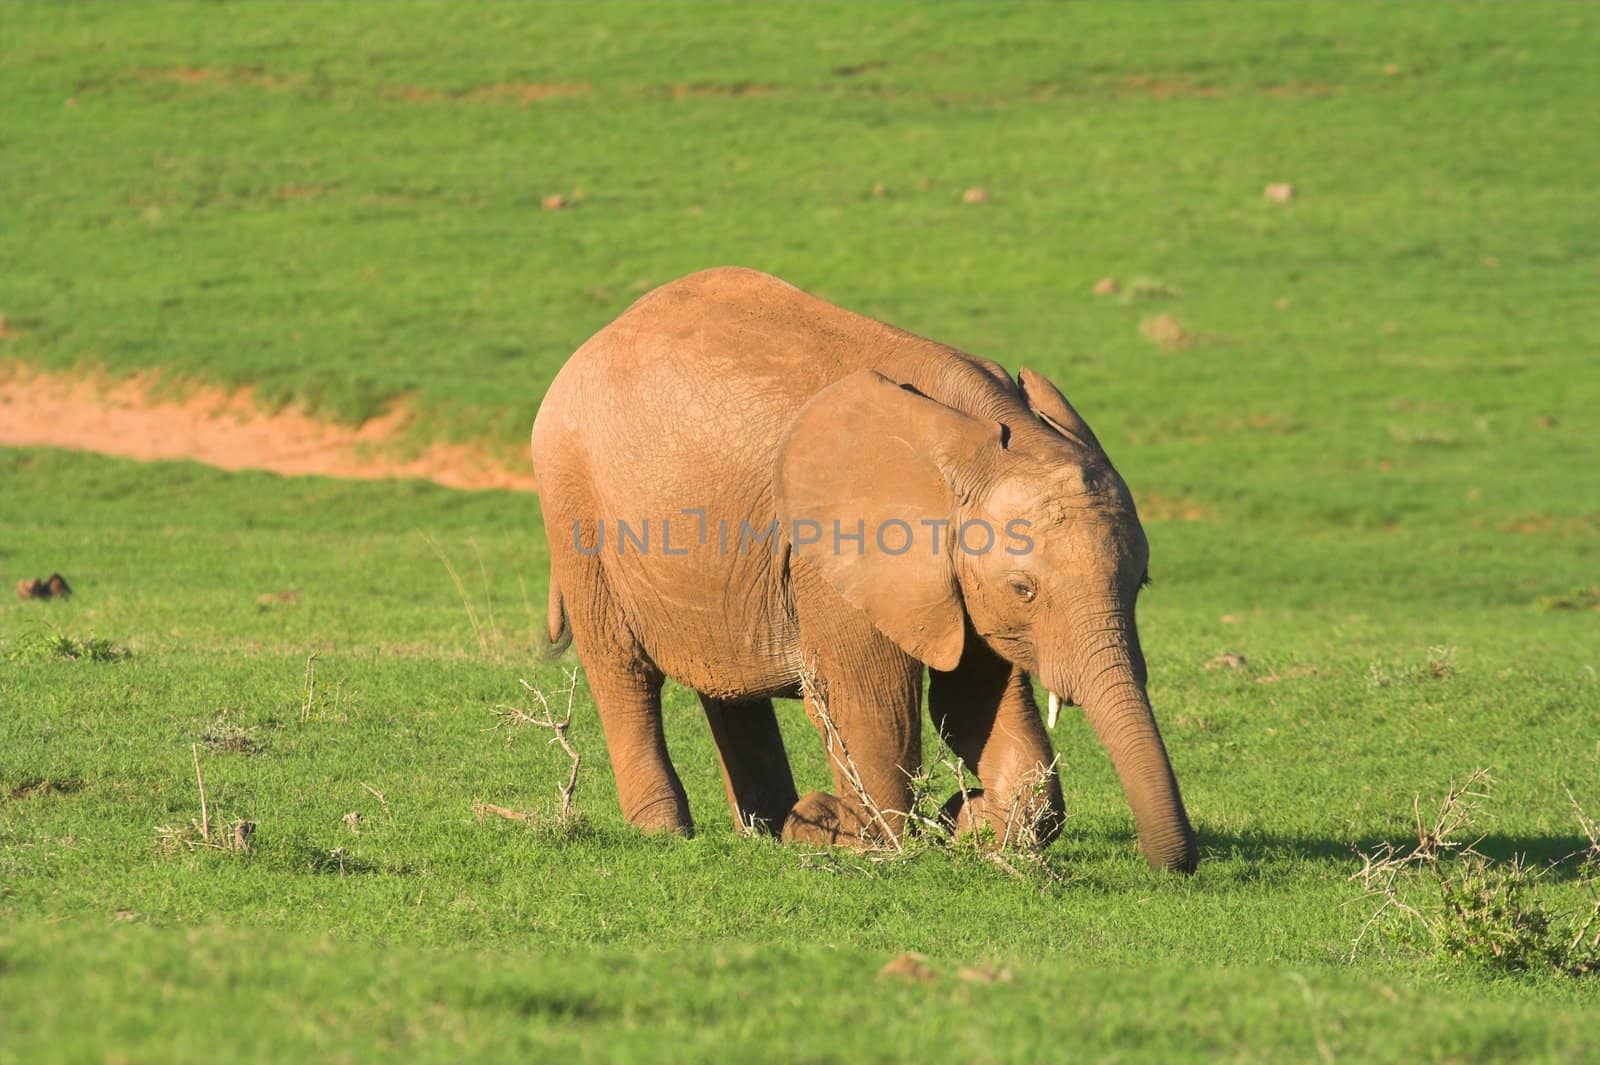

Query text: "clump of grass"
[1121, 277, 1184, 302]
[1366, 645, 1456, 689]
[1351, 770, 1600, 976]
[4, 629, 130, 663]
[200, 712, 265, 756]
[1533, 586, 1600, 612]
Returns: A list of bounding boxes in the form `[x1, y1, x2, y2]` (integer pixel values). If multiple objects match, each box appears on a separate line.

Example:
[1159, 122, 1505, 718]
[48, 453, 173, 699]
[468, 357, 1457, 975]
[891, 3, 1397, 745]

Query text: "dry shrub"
[1351, 770, 1600, 976]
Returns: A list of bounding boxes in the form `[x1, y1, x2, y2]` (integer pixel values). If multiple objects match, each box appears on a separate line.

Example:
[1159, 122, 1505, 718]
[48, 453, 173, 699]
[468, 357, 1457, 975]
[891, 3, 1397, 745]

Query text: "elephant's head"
[775, 368, 1197, 873]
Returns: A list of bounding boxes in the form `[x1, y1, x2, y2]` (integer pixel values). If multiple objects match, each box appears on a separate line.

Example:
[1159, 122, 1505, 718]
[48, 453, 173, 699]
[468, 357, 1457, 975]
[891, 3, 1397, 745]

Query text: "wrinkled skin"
[531, 268, 1197, 873]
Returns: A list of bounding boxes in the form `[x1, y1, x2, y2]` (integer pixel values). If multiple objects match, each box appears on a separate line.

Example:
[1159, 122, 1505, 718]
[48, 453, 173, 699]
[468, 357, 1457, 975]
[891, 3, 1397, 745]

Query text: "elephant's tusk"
[1046, 690, 1061, 729]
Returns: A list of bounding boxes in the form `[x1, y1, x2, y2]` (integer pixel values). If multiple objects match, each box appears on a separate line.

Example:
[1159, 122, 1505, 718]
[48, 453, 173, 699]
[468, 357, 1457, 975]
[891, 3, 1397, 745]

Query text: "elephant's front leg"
[782, 567, 923, 847]
[928, 642, 1064, 848]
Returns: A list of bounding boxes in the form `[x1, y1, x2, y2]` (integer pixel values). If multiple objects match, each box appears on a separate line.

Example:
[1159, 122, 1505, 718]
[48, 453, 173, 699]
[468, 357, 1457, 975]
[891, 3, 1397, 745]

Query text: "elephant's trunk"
[1048, 640, 1197, 874]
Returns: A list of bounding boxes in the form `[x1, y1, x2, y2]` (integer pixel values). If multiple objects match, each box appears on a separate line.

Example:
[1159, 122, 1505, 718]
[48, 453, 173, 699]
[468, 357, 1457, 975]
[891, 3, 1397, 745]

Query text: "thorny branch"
[1348, 768, 1494, 961]
[495, 667, 583, 818]
[799, 662, 904, 852]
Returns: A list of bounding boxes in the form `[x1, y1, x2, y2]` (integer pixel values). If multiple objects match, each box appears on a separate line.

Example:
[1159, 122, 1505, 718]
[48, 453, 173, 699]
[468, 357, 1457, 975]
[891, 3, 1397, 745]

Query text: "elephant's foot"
[940, 787, 1063, 850]
[621, 791, 694, 837]
[781, 790, 899, 848]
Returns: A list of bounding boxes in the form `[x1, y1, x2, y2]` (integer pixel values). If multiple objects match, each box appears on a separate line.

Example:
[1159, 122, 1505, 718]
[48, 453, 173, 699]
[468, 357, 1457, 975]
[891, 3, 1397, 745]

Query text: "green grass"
[4, 2, 1599, 1062]
[4, 448, 1596, 1063]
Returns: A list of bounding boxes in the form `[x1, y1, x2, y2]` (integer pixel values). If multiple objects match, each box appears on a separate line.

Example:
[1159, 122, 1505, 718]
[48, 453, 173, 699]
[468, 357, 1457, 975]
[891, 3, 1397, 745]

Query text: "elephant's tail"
[537, 575, 573, 660]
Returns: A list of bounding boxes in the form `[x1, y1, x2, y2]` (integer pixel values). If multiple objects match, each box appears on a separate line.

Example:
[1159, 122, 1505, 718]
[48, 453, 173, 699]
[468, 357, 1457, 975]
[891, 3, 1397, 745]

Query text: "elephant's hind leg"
[699, 696, 798, 835]
[583, 656, 690, 834]
[555, 549, 691, 834]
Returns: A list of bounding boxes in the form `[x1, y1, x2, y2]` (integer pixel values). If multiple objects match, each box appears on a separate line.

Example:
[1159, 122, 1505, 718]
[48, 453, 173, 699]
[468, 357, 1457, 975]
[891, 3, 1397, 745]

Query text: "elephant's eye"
[1008, 574, 1037, 603]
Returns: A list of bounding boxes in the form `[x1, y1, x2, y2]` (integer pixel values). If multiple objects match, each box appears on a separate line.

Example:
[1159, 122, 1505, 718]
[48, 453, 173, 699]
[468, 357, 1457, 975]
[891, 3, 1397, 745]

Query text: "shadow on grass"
[283, 839, 381, 876]
[1195, 828, 1597, 882]
[453, 983, 618, 1022]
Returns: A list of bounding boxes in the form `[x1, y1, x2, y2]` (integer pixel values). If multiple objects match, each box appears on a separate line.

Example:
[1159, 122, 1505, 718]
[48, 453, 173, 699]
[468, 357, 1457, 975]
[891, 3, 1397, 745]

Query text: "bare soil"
[0, 366, 536, 493]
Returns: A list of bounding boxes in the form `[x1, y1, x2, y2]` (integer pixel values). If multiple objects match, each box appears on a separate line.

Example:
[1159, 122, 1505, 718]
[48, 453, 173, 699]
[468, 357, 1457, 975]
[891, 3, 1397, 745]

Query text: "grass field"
[4, 3, 1599, 1062]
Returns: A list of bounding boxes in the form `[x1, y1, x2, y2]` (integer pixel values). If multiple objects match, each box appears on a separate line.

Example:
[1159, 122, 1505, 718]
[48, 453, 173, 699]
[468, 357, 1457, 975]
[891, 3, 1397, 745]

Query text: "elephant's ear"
[775, 370, 1001, 672]
[1018, 367, 1105, 456]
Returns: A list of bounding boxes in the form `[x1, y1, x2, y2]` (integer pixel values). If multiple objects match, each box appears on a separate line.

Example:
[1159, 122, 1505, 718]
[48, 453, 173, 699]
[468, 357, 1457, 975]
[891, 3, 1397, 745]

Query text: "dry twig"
[493, 668, 583, 818]
[799, 662, 903, 852]
[360, 781, 391, 818]
[155, 745, 254, 854]
[192, 743, 211, 843]
[473, 801, 534, 824]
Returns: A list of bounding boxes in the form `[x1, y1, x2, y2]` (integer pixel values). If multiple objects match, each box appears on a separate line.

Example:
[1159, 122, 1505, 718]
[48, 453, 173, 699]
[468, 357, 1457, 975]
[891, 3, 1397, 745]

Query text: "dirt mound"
[0, 366, 536, 493]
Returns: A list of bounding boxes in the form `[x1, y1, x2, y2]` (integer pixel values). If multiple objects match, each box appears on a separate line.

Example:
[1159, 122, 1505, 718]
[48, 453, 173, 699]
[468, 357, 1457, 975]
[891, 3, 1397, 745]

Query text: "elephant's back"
[535, 267, 913, 488]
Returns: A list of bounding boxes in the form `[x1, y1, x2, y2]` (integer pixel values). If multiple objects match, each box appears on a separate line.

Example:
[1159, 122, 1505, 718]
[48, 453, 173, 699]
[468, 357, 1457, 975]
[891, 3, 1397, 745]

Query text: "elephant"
[530, 267, 1198, 873]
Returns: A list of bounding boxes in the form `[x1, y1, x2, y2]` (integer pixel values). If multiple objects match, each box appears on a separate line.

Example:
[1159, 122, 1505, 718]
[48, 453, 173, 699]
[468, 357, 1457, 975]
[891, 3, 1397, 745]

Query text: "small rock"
[871, 182, 887, 198]
[1204, 652, 1248, 672]
[961, 186, 990, 205]
[879, 951, 939, 983]
[343, 811, 363, 834]
[1264, 183, 1296, 203]
[1092, 277, 1120, 296]
[541, 194, 571, 211]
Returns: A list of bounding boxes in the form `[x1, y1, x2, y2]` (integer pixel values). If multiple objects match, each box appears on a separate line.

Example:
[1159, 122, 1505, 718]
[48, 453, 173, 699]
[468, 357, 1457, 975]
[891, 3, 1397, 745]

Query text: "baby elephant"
[531, 268, 1197, 872]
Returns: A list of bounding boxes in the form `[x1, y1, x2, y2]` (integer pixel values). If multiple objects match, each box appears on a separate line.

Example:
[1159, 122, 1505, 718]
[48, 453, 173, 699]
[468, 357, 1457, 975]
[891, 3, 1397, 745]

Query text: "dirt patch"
[148, 66, 304, 91]
[1140, 313, 1192, 350]
[8, 778, 85, 801]
[1120, 75, 1225, 99]
[668, 82, 781, 99]
[274, 184, 333, 200]
[468, 82, 589, 104]
[1503, 514, 1599, 537]
[146, 69, 588, 106]
[879, 952, 940, 984]
[383, 82, 590, 105]
[0, 365, 536, 493]
[1137, 493, 1218, 522]
[1118, 76, 1338, 99]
